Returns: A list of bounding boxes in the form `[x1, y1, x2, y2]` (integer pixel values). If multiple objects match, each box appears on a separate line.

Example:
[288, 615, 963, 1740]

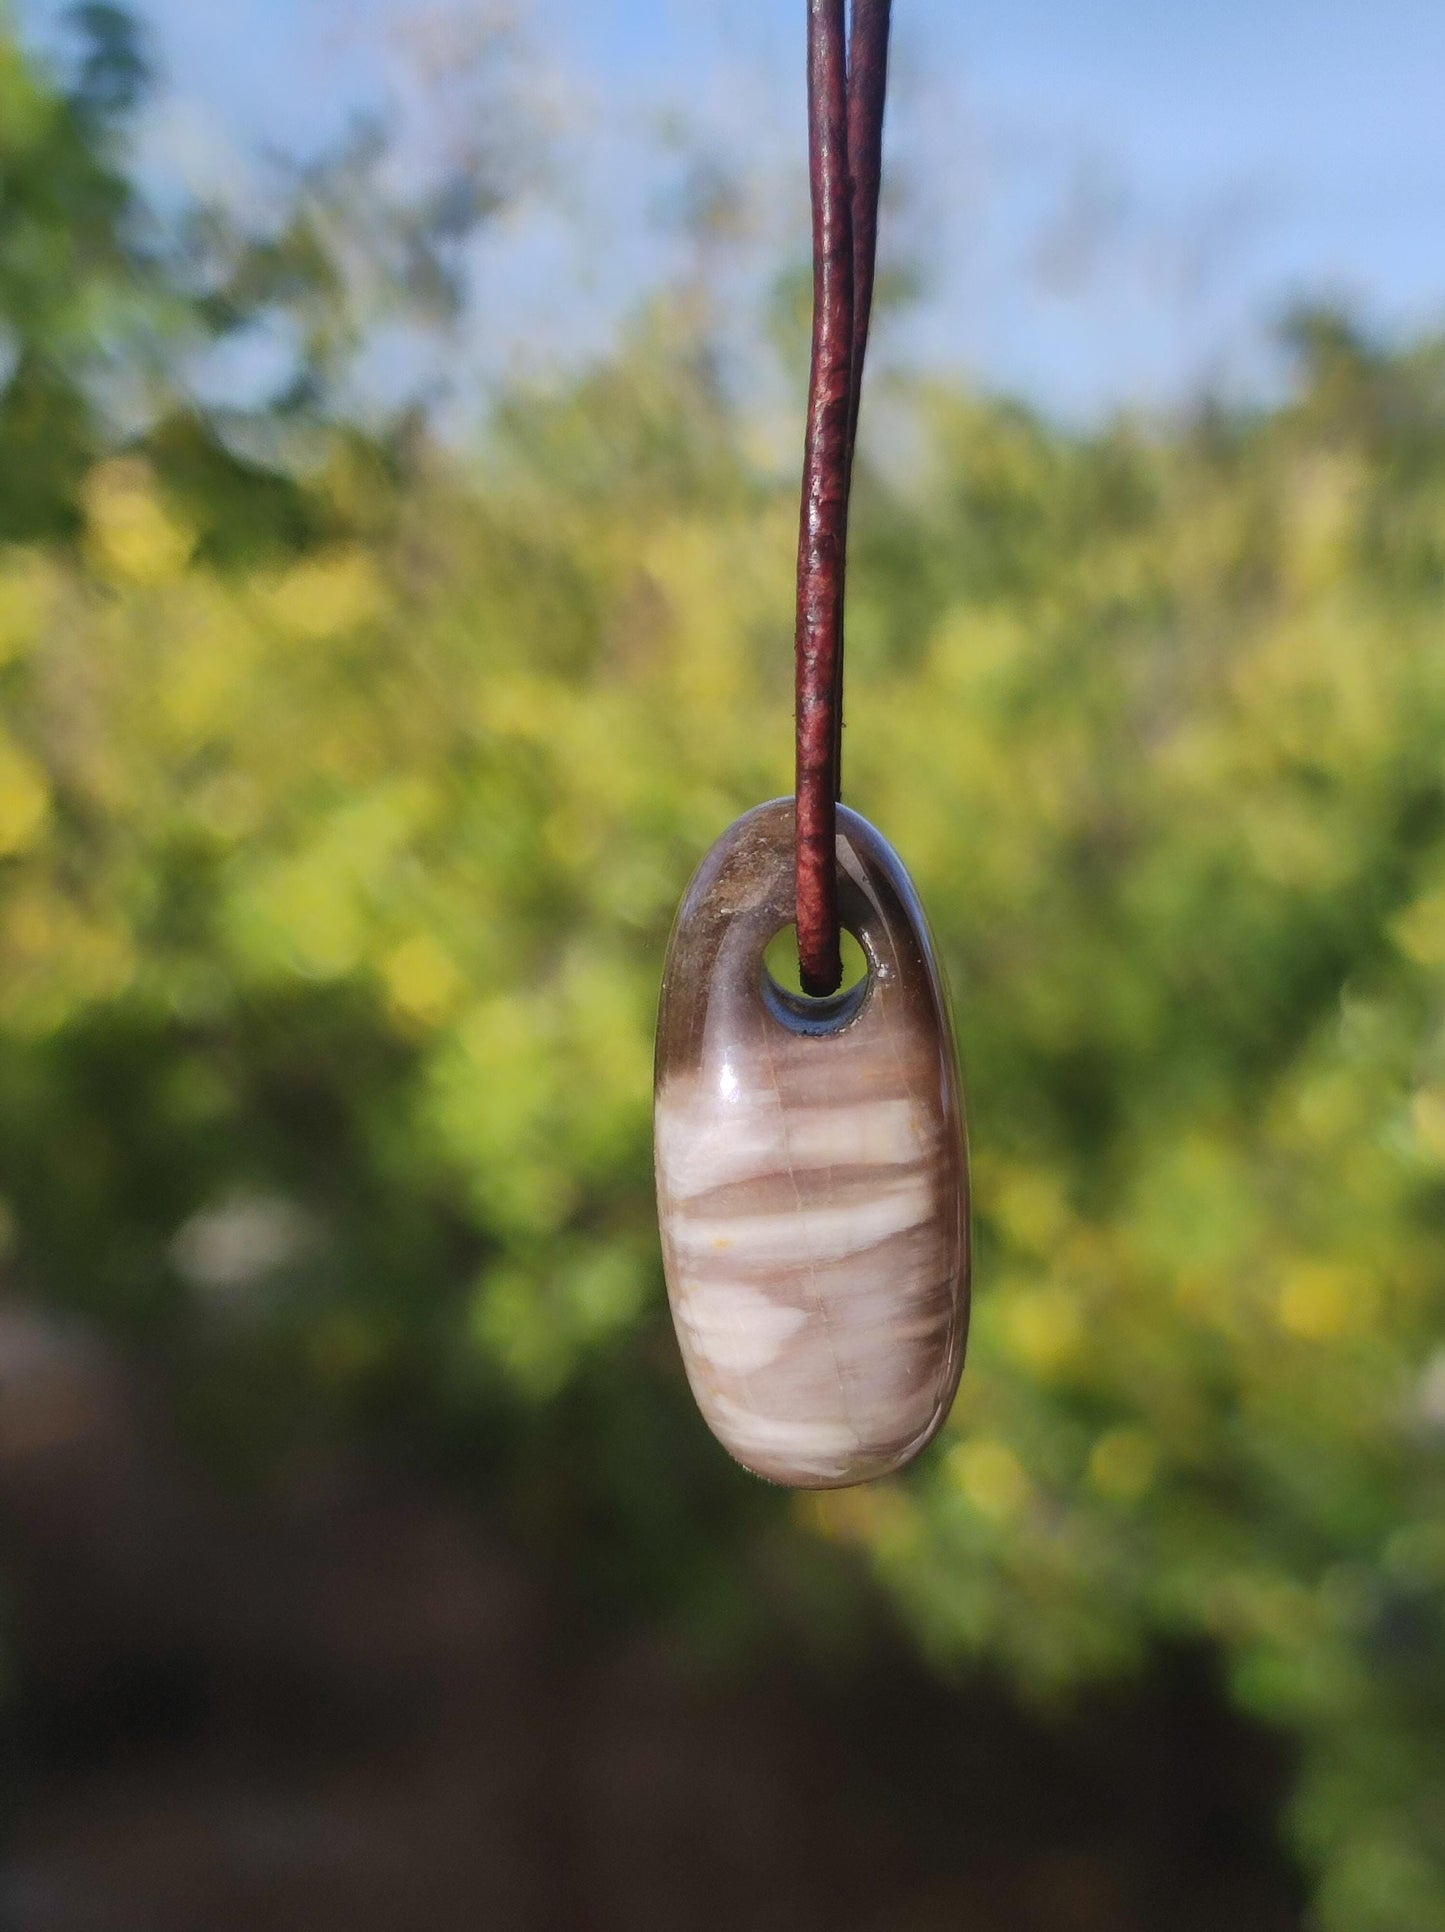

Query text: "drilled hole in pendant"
[760, 924, 870, 1034]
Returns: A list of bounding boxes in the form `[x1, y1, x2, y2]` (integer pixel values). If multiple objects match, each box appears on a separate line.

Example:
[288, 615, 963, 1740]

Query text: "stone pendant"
[654, 799, 969, 1489]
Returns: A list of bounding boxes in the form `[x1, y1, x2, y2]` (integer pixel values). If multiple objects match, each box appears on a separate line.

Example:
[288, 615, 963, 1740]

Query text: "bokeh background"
[2, 3, 1445, 1927]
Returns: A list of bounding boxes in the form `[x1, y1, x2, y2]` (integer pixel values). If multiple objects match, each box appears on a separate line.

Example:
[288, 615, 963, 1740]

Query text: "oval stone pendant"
[654, 799, 969, 1489]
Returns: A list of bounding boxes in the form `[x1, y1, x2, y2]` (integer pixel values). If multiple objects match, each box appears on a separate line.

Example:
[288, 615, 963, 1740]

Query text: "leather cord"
[794, 0, 891, 997]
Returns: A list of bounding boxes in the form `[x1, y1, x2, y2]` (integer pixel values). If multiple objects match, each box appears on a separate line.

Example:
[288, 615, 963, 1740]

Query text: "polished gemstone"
[654, 799, 969, 1488]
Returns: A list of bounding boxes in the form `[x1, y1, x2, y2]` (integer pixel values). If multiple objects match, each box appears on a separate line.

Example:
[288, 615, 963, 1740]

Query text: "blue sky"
[22, 0, 1445, 420]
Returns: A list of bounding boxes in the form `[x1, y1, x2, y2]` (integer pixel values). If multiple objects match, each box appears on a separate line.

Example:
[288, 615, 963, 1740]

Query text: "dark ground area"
[0, 1305, 1305, 1932]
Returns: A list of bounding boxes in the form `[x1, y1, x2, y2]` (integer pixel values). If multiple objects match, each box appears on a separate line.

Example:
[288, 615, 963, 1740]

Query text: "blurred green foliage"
[3, 12, 1445, 1927]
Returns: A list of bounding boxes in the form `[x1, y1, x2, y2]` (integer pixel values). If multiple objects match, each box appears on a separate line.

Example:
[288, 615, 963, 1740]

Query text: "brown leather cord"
[795, 0, 891, 997]
[839, 0, 890, 771]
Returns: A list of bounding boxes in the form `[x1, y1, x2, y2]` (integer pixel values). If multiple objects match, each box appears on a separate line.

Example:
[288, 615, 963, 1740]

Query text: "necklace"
[653, 0, 969, 1489]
